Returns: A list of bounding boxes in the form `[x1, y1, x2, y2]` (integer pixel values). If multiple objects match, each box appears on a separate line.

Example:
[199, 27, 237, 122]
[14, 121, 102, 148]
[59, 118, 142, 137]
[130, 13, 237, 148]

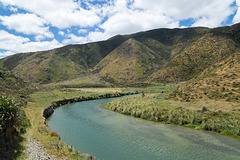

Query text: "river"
[48, 97, 240, 160]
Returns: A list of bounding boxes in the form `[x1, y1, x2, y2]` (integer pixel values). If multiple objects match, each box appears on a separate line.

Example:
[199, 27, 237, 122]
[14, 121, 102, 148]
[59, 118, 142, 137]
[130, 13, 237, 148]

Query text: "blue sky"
[0, 0, 239, 58]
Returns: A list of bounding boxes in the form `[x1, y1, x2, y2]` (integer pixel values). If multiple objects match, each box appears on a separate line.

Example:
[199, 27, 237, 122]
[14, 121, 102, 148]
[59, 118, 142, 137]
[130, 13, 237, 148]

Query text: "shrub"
[0, 96, 21, 138]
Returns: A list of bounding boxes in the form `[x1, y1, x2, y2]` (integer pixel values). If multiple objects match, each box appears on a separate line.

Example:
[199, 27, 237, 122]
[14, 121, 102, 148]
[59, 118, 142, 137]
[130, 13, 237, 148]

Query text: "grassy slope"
[0, 37, 126, 84]
[0, 25, 212, 84]
[0, 67, 33, 103]
[106, 92, 240, 138]
[150, 33, 237, 82]
[94, 38, 165, 83]
[167, 52, 240, 104]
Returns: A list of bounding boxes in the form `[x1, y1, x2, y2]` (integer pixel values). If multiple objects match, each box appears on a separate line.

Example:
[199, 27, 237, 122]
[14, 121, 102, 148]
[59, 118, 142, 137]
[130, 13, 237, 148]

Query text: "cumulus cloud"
[9, 6, 17, 12]
[0, 51, 16, 58]
[63, 34, 88, 44]
[58, 31, 65, 36]
[78, 29, 88, 34]
[101, 9, 178, 36]
[99, 0, 237, 36]
[18, 39, 62, 52]
[0, 30, 62, 53]
[63, 30, 109, 45]
[233, 0, 240, 23]
[0, 30, 30, 50]
[0, 0, 101, 29]
[0, 13, 53, 40]
[132, 0, 235, 21]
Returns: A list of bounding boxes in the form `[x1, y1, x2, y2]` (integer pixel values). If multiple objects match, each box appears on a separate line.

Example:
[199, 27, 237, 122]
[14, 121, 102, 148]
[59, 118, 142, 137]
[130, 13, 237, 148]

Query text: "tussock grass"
[167, 52, 240, 104]
[106, 93, 240, 138]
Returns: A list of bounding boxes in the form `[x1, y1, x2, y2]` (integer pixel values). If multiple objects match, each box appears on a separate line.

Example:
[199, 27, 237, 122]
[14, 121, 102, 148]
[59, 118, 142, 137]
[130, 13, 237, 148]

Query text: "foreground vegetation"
[106, 93, 240, 138]
[0, 96, 30, 160]
[1, 82, 239, 160]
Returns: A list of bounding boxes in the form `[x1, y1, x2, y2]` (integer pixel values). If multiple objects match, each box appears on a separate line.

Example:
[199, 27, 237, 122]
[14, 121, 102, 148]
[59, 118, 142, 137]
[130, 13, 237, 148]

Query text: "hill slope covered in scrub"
[0, 23, 239, 85]
[0, 67, 33, 102]
[167, 52, 240, 104]
[94, 38, 166, 83]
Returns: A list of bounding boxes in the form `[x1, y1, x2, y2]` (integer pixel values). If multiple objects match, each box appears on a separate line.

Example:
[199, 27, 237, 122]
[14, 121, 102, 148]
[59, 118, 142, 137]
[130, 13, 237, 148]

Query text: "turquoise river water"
[48, 97, 240, 160]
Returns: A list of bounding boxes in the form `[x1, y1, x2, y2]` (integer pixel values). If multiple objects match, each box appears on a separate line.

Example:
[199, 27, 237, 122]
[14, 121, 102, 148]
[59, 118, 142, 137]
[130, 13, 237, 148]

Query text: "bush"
[0, 96, 21, 138]
[0, 95, 30, 160]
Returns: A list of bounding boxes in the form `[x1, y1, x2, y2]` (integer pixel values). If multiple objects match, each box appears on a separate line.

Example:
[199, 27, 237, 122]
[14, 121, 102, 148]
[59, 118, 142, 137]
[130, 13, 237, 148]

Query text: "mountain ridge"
[0, 23, 239, 85]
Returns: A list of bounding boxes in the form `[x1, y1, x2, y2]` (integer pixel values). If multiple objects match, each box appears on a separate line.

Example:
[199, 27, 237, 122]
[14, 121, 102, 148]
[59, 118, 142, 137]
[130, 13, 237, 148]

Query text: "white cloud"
[63, 34, 88, 44]
[78, 29, 88, 34]
[0, 13, 53, 40]
[9, 6, 17, 12]
[0, 30, 62, 54]
[101, 9, 178, 36]
[132, 0, 236, 21]
[0, 51, 16, 58]
[58, 31, 65, 36]
[233, 0, 240, 24]
[19, 39, 62, 52]
[0, 30, 30, 51]
[99, 0, 236, 38]
[63, 30, 109, 45]
[0, 0, 101, 29]
[87, 31, 109, 42]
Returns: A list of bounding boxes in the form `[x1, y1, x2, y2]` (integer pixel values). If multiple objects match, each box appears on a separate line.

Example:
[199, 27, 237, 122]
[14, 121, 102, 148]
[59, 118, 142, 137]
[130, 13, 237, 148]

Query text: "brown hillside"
[150, 33, 237, 82]
[0, 23, 240, 84]
[167, 52, 240, 104]
[94, 39, 164, 83]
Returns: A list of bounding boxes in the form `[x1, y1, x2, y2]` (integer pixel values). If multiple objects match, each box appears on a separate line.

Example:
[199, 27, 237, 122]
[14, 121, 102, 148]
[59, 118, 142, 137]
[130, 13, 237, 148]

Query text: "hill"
[94, 38, 166, 83]
[0, 36, 127, 84]
[0, 23, 239, 85]
[150, 32, 237, 82]
[167, 51, 240, 104]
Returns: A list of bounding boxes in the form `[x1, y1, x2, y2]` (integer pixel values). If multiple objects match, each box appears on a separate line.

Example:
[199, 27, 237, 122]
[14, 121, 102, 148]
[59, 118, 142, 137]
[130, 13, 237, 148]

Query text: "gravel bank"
[25, 135, 57, 160]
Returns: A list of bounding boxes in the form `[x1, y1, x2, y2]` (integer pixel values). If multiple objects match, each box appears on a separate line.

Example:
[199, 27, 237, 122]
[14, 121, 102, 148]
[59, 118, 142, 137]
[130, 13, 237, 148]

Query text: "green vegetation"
[0, 67, 33, 103]
[106, 93, 240, 138]
[0, 96, 30, 160]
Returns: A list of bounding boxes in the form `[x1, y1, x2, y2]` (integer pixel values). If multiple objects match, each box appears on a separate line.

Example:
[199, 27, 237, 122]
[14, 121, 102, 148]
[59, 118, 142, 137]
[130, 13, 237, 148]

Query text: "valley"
[0, 23, 239, 160]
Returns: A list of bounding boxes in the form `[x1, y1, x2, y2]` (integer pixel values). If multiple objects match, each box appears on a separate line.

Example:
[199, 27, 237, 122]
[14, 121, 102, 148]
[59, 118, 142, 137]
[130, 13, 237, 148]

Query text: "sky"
[0, 0, 239, 58]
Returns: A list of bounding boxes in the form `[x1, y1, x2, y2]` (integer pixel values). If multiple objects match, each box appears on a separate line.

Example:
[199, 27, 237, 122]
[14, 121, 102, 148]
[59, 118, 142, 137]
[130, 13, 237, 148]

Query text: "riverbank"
[43, 91, 138, 119]
[24, 88, 138, 160]
[105, 94, 240, 139]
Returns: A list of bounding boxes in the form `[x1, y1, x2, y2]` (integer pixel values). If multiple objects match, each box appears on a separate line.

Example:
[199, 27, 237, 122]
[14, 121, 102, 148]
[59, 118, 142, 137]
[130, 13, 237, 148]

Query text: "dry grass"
[167, 52, 240, 105]
[107, 93, 240, 138]
[43, 73, 106, 87]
